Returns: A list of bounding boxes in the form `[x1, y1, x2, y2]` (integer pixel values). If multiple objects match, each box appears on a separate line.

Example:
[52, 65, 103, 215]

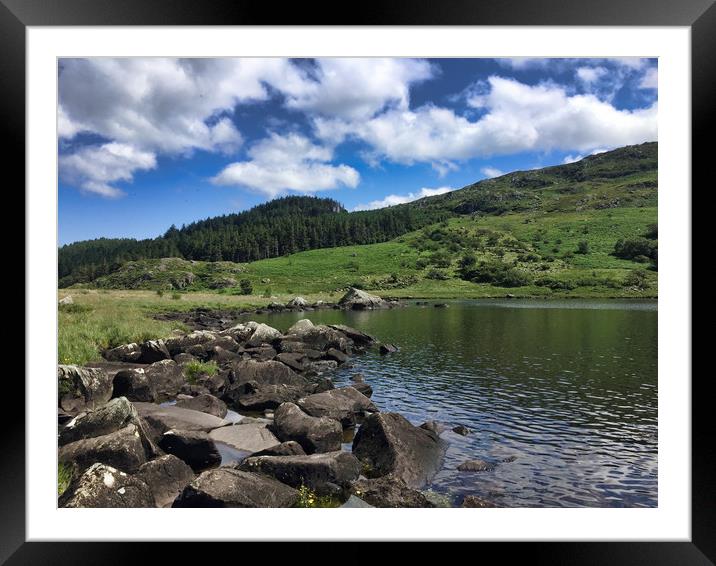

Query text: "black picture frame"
[6, 0, 708, 563]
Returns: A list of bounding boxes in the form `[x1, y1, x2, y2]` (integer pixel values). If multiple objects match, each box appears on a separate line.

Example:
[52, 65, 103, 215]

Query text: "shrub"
[262, 287, 273, 298]
[415, 258, 429, 270]
[171, 292, 182, 300]
[576, 240, 590, 255]
[426, 269, 449, 280]
[430, 251, 452, 268]
[156, 289, 164, 297]
[623, 269, 650, 289]
[239, 279, 253, 295]
[460, 260, 532, 287]
[613, 237, 657, 261]
[58, 303, 93, 314]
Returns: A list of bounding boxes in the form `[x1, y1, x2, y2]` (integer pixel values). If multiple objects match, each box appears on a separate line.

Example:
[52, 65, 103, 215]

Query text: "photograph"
[56, 56, 660, 510]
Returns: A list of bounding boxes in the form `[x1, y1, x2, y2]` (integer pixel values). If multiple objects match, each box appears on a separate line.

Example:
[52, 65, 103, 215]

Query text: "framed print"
[6, 0, 710, 562]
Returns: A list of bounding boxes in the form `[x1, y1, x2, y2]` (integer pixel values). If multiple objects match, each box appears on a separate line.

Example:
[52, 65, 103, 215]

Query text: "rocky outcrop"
[144, 360, 187, 401]
[225, 383, 308, 412]
[112, 368, 156, 402]
[286, 297, 308, 308]
[298, 387, 378, 427]
[104, 343, 142, 363]
[158, 429, 221, 470]
[338, 287, 384, 310]
[286, 319, 314, 336]
[208, 423, 280, 454]
[59, 423, 147, 473]
[229, 359, 307, 388]
[349, 476, 434, 508]
[175, 393, 227, 418]
[138, 340, 171, 363]
[58, 365, 113, 414]
[134, 402, 229, 435]
[272, 402, 342, 454]
[241, 451, 361, 494]
[246, 323, 282, 347]
[172, 468, 298, 507]
[135, 455, 195, 507]
[60, 463, 155, 508]
[352, 412, 446, 489]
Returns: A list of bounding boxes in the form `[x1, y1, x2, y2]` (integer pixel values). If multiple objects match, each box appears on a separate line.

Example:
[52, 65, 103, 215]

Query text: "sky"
[58, 57, 658, 245]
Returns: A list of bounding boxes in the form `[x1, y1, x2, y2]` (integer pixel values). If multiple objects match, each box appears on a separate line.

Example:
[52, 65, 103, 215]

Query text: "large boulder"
[219, 322, 257, 343]
[275, 352, 306, 372]
[60, 463, 155, 508]
[144, 359, 186, 401]
[172, 468, 298, 507]
[59, 397, 160, 459]
[175, 393, 227, 418]
[251, 441, 306, 458]
[224, 383, 308, 412]
[103, 343, 142, 363]
[230, 359, 307, 388]
[112, 368, 156, 402]
[272, 402, 342, 454]
[135, 455, 195, 508]
[352, 412, 446, 489]
[59, 423, 147, 473]
[328, 324, 376, 348]
[286, 297, 308, 308]
[298, 387, 378, 427]
[158, 429, 221, 471]
[246, 323, 282, 347]
[138, 340, 171, 363]
[241, 451, 361, 494]
[286, 319, 314, 336]
[299, 325, 352, 353]
[134, 402, 229, 435]
[164, 330, 220, 356]
[349, 476, 434, 508]
[58, 365, 113, 414]
[462, 495, 497, 508]
[209, 423, 280, 454]
[338, 287, 384, 310]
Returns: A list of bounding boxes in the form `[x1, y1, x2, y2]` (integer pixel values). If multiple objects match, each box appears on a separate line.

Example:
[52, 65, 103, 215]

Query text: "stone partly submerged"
[271, 402, 342, 454]
[352, 412, 446, 489]
[338, 287, 385, 310]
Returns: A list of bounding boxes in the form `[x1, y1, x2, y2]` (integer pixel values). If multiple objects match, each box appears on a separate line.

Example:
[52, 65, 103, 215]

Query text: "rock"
[144, 359, 186, 402]
[457, 459, 494, 472]
[60, 463, 155, 508]
[298, 387, 378, 427]
[59, 397, 160, 460]
[305, 360, 338, 375]
[286, 319, 314, 336]
[350, 373, 365, 383]
[173, 353, 198, 365]
[164, 330, 219, 356]
[135, 455, 196, 507]
[462, 494, 497, 508]
[349, 476, 434, 508]
[209, 346, 242, 364]
[241, 451, 361, 493]
[452, 425, 471, 436]
[351, 382, 373, 398]
[324, 348, 350, 365]
[286, 297, 308, 308]
[209, 423, 280, 454]
[434, 303, 448, 308]
[172, 468, 298, 507]
[251, 441, 306, 458]
[246, 323, 282, 347]
[230, 359, 307, 387]
[275, 352, 306, 372]
[379, 343, 399, 355]
[59, 295, 74, 305]
[159, 429, 221, 470]
[58, 365, 113, 414]
[242, 345, 278, 361]
[175, 393, 227, 418]
[352, 412, 446, 489]
[103, 343, 142, 363]
[420, 420, 446, 435]
[226, 383, 308, 412]
[338, 287, 384, 310]
[300, 325, 352, 353]
[134, 402, 229, 435]
[220, 322, 257, 343]
[138, 340, 171, 363]
[328, 324, 376, 347]
[112, 368, 156, 402]
[272, 402, 342, 454]
[59, 423, 147, 473]
[341, 494, 374, 508]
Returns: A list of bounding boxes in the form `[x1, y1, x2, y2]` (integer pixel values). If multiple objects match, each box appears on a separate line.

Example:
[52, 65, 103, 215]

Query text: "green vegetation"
[239, 278, 253, 295]
[295, 485, 341, 508]
[184, 360, 218, 384]
[58, 462, 74, 496]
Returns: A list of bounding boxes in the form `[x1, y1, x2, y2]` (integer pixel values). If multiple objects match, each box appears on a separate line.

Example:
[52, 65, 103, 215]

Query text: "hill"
[61, 142, 657, 296]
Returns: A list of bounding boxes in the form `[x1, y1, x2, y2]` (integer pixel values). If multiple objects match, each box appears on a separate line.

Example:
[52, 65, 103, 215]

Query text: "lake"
[249, 299, 658, 508]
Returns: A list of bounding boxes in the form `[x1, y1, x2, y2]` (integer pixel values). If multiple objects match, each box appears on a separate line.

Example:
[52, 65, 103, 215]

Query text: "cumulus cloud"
[211, 132, 359, 197]
[481, 166, 504, 178]
[59, 142, 157, 198]
[639, 67, 658, 89]
[353, 186, 453, 211]
[285, 58, 434, 120]
[576, 66, 608, 85]
[315, 76, 657, 167]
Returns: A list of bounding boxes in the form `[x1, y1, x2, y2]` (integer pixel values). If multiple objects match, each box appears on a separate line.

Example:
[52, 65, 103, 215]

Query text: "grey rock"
[251, 441, 306, 458]
[175, 393, 228, 418]
[338, 287, 384, 310]
[462, 494, 497, 508]
[457, 459, 494, 472]
[60, 463, 154, 508]
[298, 387, 378, 427]
[59, 423, 147, 473]
[58, 365, 113, 414]
[159, 429, 221, 470]
[138, 340, 171, 363]
[134, 402, 229, 435]
[272, 402, 342, 454]
[135, 454, 195, 507]
[349, 476, 434, 508]
[209, 423, 280, 454]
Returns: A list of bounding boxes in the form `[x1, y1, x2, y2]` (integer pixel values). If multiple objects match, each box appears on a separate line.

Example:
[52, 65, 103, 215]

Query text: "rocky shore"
[58, 288, 495, 508]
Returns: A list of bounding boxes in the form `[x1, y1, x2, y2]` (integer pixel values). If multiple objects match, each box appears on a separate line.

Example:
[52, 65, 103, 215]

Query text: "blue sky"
[58, 57, 657, 245]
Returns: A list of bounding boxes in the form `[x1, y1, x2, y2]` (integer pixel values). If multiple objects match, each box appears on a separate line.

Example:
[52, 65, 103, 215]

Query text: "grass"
[58, 462, 74, 497]
[184, 360, 218, 383]
[295, 485, 342, 508]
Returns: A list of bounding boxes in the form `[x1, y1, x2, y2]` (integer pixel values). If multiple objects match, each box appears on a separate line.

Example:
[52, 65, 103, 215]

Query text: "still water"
[250, 299, 658, 507]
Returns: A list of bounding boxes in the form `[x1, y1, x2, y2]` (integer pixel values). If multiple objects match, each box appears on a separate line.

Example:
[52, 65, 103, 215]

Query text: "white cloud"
[576, 66, 608, 85]
[211, 132, 359, 197]
[59, 142, 157, 198]
[353, 186, 453, 211]
[317, 76, 657, 166]
[562, 154, 583, 164]
[639, 67, 658, 89]
[481, 166, 504, 178]
[285, 58, 434, 120]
